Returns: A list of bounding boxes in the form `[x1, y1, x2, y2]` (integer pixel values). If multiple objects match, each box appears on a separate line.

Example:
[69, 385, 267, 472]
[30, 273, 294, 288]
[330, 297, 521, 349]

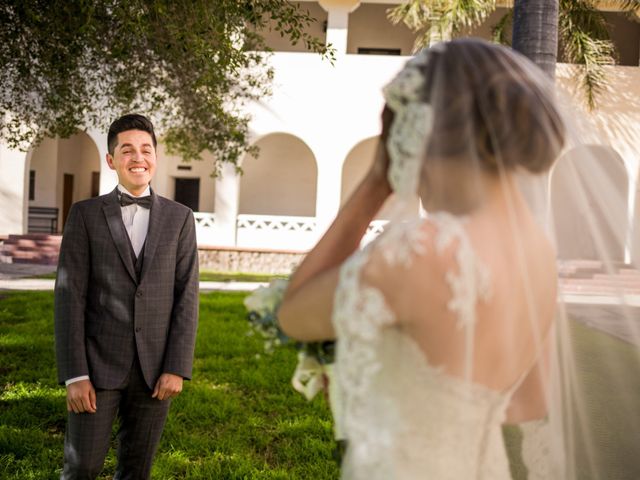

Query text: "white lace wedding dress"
[332, 216, 525, 480]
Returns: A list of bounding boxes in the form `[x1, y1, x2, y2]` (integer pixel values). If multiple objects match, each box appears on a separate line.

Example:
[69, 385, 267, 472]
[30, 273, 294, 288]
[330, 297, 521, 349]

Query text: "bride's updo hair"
[419, 38, 566, 174]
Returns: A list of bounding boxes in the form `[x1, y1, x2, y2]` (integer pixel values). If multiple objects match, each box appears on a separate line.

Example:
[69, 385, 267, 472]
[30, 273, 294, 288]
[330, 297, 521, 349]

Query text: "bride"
[278, 38, 638, 479]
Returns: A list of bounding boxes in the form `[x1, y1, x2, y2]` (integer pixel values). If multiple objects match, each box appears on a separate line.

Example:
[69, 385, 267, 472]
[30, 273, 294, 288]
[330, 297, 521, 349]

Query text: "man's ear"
[106, 154, 115, 170]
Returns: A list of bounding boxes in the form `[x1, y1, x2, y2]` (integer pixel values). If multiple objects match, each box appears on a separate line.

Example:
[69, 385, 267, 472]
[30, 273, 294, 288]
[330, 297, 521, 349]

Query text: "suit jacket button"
[136, 291, 143, 297]
[135, 327, 141, 332]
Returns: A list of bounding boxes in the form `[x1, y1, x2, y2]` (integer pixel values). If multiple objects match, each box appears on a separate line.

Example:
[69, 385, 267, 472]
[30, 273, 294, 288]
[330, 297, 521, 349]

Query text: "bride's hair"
[419, 39, 566, 174]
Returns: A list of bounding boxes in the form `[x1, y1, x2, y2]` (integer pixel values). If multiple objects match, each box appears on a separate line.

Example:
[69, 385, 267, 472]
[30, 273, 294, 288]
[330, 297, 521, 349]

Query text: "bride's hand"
[366, 106, 393, 196]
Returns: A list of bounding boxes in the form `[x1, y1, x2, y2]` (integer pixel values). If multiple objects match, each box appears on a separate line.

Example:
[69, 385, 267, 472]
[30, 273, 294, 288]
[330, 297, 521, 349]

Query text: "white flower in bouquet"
[243, 278, 288, 317]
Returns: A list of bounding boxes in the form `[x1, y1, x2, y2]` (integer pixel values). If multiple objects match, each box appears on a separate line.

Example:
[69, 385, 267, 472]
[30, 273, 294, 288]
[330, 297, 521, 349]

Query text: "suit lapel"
[140, 191, 164, 282]
[103, 188, 138, 284]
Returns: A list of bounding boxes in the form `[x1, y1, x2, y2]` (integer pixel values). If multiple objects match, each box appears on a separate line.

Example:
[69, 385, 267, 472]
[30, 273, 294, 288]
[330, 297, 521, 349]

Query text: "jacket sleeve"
[54, 204, 91, 385]
[162, 210, 199, 379]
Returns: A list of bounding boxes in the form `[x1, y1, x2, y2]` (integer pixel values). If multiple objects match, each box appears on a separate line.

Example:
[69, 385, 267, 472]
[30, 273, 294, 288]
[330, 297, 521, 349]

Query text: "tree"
[512, 0, 559, 78]
[389, 0, 640, 108]
[0, 0, 332, 170]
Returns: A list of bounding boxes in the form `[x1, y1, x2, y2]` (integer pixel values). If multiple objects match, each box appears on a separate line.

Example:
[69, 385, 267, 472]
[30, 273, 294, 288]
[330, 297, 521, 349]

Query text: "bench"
[28, 207, 59, 234]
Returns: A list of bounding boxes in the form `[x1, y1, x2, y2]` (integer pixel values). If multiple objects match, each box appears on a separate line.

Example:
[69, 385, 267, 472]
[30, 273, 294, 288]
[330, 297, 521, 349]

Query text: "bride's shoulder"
[368, 213, 469, 269]
[359, 215, 468, 317]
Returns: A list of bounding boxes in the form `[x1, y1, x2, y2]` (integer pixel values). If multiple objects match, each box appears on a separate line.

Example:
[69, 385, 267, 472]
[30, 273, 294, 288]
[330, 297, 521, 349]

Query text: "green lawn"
[0, 291, 338, 479]
[197, 272, 286, 283]
[1, 292, 639, 479]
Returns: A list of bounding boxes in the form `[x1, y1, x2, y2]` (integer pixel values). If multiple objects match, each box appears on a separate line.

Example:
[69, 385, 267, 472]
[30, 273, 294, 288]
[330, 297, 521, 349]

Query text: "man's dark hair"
[107, 114, 158, 155]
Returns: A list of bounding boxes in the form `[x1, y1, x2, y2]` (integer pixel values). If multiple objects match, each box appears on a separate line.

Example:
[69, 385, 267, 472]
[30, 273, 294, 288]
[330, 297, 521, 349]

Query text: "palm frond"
[560, 0, 616, 109]
[599, 0, 640, 12]
[387, 0, 440, 31]
[388, 0, 496, 50]
[442, 0, 497, 31]
[491, 10, 513, 45]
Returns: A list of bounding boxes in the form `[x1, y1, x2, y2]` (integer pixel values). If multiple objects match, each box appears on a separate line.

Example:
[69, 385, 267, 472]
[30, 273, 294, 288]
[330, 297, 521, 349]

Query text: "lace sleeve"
[332, 249, 396, 475]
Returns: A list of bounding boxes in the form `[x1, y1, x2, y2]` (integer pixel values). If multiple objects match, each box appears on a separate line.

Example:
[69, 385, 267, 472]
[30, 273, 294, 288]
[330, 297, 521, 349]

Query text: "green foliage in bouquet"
[244, 279, 335, 363]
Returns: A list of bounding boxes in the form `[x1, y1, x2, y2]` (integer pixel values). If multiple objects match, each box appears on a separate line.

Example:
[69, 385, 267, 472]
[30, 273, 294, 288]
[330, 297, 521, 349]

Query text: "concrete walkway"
[0, 263, 265, 292]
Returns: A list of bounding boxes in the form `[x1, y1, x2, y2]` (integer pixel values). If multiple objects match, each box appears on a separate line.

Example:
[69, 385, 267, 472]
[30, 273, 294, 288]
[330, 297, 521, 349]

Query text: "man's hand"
[152, 373, 183, 400]
[66, 379, 97, 414]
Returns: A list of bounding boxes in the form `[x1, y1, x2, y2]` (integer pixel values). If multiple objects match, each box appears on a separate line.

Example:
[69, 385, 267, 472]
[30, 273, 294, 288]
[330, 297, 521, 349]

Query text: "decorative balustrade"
[193, 212, 221, 246]
[193, 212, 388, 251]
[236, 214, 319, 250]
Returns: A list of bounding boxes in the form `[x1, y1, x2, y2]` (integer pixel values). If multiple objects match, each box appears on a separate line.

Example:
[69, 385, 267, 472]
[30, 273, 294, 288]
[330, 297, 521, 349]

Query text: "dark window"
[174, 178, 200, 211]
[357, 47, 401, 56]
[29, 170, 35, 201]
[177, 165, 192, 171]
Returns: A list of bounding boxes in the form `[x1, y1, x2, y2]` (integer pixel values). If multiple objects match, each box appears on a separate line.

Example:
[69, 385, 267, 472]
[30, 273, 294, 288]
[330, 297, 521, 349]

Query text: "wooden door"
[174, 178, 200, 211]
[62, 174, 74, 229]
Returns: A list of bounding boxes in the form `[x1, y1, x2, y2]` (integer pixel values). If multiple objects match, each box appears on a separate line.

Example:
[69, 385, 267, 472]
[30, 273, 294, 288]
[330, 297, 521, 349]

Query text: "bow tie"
[120, 193, 152, 209]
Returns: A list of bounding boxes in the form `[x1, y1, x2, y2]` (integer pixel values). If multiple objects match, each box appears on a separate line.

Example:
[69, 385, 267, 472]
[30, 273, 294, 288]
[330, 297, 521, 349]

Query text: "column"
[319, 0, 361, 54]
[313, 144, 346, 236]
[86, 129, 117, 195]
[214, 161, 241, 247]
[0, 143, 29, 234]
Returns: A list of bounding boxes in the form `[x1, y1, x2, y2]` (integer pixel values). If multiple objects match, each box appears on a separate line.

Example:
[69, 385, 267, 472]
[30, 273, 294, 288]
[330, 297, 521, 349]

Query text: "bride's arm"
[279, 110, 393, 342]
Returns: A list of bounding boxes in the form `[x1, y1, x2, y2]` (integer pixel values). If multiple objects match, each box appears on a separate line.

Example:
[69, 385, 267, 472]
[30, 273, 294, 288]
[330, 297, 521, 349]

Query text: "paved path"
[0, 277, 265, 292]
[1, 262, 637, 346]
[0, 262, 57, 280]
[0, 263, 266, 292]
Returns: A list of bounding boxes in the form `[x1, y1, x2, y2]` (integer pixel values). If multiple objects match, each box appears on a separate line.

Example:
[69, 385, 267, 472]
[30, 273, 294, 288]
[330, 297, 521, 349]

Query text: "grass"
[0, 291, 338, 479]
[198, 272, 286, 283]
[1, 292, 639, 479]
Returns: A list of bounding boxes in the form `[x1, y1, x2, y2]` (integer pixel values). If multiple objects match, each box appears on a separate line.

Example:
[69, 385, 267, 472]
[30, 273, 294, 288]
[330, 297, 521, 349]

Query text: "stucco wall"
[56, 132, 100, 207]
[28, 138, 58, 208]
[258, 2, 327, 53]
[347, 3, 417, 55]
[239, 133, 318, 216]
[154, 143, 217, 212]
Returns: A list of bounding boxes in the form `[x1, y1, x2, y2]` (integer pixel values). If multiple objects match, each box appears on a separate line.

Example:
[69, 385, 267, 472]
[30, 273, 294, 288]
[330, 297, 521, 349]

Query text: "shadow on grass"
[2, 290, 638, 478]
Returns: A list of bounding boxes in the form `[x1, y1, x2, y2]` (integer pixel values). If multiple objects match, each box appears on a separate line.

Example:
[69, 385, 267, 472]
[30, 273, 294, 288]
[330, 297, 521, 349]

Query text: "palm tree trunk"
[511, 0, 559, 78]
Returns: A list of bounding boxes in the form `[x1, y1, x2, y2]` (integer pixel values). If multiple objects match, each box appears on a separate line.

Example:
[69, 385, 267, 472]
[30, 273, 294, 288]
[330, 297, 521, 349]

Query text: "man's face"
[106, 129, 157, 195]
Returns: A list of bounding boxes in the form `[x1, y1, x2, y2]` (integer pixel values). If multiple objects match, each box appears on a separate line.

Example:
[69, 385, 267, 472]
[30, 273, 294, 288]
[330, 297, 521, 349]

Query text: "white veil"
[372, 38, 640, 479]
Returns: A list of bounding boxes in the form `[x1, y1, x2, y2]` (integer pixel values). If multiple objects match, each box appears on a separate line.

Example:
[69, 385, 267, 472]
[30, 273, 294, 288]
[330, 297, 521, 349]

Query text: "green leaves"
[389, 0, 633, 109]
[559, 0, 616, 110]
[0, 0, 330, 168]
[388, 0, 496, 49]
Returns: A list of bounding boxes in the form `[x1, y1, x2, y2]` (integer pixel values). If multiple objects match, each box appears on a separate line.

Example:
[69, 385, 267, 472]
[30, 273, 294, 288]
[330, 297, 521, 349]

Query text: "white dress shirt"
[117, 184, 151, 257]
[65, 184, 151, 386]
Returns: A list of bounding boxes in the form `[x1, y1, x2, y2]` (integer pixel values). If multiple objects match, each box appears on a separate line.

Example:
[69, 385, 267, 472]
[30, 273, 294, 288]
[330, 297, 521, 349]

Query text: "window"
[357, 47, 401, 56]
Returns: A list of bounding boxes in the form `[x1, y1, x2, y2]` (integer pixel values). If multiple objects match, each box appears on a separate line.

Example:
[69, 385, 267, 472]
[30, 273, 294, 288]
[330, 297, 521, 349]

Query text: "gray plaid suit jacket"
[54, 188, 199, 390]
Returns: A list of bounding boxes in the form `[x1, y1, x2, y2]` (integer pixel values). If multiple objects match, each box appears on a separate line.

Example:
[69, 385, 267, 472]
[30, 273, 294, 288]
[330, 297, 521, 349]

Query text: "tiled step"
[0, 234, 61, 265]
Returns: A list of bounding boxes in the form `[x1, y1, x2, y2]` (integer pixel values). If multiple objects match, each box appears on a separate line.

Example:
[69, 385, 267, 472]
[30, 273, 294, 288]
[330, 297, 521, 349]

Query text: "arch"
[25, 131, 101, 232]
[239, 133, 318, 216]
[341, 136, 420, 220]
[550, 145, 629, 262]
[341, 136, 377, 206]
[632, 176, 640, 265]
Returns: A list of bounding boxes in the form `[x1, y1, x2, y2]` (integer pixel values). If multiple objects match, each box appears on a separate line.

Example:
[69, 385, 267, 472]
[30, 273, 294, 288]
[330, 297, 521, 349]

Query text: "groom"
[54, 114, 199, 479]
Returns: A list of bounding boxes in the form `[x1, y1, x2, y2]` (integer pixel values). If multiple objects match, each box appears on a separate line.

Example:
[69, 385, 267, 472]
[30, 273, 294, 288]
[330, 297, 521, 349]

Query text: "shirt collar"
[117, 184, 151, 198]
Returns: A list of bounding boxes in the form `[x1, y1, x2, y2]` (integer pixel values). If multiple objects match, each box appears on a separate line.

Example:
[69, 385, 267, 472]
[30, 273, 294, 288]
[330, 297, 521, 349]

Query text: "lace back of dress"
[333, 212, 502, 479]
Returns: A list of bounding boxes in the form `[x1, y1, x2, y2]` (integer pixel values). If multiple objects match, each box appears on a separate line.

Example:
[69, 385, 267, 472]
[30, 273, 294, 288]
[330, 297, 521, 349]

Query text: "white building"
[1, 0, 640, 269]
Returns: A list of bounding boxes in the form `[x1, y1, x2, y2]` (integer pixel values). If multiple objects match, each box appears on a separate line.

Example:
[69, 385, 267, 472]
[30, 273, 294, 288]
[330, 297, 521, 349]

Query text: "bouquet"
[244, 279, 344, 441]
